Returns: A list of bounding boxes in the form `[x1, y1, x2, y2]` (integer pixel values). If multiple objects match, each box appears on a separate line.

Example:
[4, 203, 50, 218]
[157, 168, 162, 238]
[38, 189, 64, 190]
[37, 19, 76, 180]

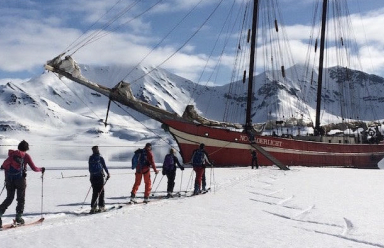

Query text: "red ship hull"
[164, 119, 384, 168]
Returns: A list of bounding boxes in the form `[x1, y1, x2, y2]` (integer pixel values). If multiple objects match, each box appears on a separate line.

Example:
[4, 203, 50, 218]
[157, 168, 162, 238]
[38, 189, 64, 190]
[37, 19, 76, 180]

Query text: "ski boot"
[15, 213, 25, 225]
[129, 193, 137, 204]
[193, 184, 200, 195]
[0, 210, 4, 228]
[99, 206, 106, 212]
[143, 197, 150, 204]
[166, 192, 173, 198]
[89, 206, 97, 214]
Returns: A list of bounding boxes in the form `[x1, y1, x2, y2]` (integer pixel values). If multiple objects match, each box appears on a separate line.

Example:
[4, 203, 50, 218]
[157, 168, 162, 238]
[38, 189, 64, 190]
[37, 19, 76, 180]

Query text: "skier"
[88, 146, 110, 214]
[251, 150, 259, 169]
[130, 143, 159, 203]
[191, 143, 212, 195]
[0, 140, 45, 227]
[162, 148, 184, 198]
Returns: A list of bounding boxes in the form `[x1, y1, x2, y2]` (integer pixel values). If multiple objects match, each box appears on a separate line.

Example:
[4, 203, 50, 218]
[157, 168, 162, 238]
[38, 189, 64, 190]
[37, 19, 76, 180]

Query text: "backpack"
[89, 155, 103, 175]
[131, 149, 142, 170]
[192, 149, 205, 166]
[163, 154, 174, 171]
[2, 153, 25, 179]
[132, 149, 149, 170]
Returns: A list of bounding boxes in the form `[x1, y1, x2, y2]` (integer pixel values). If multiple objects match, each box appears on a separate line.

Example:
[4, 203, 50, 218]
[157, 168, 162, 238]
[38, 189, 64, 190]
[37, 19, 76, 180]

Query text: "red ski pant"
[193, 167, 205, 191]
[131, 170, 152, 198]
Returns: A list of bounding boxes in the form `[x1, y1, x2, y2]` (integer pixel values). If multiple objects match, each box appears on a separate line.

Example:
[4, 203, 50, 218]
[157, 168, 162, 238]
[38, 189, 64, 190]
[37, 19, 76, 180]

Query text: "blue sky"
[1, 0, 384, 85]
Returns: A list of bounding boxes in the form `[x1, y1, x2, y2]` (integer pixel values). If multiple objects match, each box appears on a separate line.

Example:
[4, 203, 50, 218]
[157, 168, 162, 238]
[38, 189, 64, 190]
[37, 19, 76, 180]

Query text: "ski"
[120, 196, 164, 207]
[0, 217, 45, 231]
[74, 206, 116, 216]
[186, 188, 211, 197]
[165, 192, 182, 199]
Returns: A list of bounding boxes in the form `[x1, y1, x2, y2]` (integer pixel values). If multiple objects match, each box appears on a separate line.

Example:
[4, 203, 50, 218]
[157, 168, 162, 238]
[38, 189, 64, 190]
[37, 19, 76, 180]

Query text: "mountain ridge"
[1, 64, 384, 145]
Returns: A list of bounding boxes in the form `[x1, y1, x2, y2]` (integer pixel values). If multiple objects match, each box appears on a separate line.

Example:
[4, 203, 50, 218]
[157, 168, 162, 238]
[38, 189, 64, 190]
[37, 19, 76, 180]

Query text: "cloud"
[0, 19, 82, 72]
[1, 0, 384, 85]
[152, 0, 216, 13]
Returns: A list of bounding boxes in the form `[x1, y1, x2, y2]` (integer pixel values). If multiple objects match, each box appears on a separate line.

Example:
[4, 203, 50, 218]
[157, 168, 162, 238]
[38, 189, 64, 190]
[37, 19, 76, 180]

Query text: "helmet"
[145, 143, 152, 148]
[199, 143, 205, 149]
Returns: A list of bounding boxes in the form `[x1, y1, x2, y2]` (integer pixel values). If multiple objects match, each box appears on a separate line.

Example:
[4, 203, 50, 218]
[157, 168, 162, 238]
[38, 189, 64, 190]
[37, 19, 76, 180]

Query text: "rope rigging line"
[110, 100, 175, 150]
[223, 1, 251, 124]
[127, 0, 226, 86]
[196, 0, 246, 116]
[63, 0, 127, 54]
[64, 0, 141, 56]
[223, 1, 250, 123]
[187, 0, 239, 104]
[70, 0, 142, 56]
[53, 73, 102, 121]
[120, 0, 206, 84]
[66, 0, 164, 56]
[76, 0, 164, 52]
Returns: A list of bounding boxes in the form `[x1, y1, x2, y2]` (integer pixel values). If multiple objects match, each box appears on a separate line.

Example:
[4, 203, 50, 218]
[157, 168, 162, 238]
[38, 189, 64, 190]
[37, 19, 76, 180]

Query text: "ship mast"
[314, 0, 328, 136]
[245, 0, 259, 131]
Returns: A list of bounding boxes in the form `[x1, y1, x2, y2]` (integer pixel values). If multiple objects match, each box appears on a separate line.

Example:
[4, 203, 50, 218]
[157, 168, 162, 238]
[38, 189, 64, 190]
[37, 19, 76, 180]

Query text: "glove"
[41, 167, 46, 173]
[180, 166, 185, 171]
[155, 170, 159, 174]
[107, 174, 110, 180]
[162, 170, 165, 175]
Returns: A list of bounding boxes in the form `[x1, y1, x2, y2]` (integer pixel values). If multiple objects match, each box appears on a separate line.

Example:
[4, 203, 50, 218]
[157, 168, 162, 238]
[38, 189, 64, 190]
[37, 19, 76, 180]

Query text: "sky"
[1, 0, 384, 85]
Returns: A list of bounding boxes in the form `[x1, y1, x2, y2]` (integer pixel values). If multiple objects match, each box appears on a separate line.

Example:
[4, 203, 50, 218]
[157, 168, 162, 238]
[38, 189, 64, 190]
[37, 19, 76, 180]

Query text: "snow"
[1, 157, 384, 247]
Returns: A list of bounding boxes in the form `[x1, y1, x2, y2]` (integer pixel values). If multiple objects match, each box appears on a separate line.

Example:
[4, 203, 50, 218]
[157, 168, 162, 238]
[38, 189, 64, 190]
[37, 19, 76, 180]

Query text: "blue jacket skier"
[88, 146, 110, 213]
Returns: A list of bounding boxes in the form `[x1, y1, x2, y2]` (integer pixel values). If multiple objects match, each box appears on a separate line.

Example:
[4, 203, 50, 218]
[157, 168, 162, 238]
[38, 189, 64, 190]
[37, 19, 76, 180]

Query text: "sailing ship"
[44, 0, 384, 169]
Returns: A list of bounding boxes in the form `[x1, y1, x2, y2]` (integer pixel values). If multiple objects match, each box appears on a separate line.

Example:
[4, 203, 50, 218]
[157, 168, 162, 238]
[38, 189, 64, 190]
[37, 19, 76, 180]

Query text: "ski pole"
[94, 177, 109, 205]
[212, 165, 216, 193]
[152, 173, 158, 186]
[209, 164, 213, 190]
[0, 182, 5, 197]
[151, 175, 164, 196]
[80, 185, 92, 209]
[41, 172, 44, 218]
[179, 169, 184, 196]
[185, 169, 194, 193]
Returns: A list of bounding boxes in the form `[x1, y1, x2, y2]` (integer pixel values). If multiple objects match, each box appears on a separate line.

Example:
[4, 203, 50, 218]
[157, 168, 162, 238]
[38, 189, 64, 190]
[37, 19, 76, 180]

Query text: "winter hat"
[199, 143, 205, 149]
[145, 143, 152, 148]
[92, 146, 99, 153]
[18, 140, 29, 152]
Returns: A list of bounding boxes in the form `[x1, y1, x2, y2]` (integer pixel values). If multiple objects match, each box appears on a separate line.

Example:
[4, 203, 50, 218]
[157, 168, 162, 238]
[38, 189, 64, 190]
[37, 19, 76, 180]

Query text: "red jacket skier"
[0, 140, 45, 227]
[130, 143, 159, 203]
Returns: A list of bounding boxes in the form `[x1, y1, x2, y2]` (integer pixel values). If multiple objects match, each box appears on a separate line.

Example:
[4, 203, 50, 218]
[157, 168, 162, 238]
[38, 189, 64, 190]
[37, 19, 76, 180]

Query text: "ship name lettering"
[256, 138, 282, 147]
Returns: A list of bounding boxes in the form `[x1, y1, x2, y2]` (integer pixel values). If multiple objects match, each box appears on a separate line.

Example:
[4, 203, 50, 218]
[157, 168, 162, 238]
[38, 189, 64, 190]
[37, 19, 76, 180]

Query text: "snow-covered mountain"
[1, 64, 384, 158]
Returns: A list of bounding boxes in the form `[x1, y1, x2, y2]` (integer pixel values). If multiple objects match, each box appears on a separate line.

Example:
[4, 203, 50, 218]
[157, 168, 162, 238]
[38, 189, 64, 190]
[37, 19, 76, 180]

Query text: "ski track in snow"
[249, 191, 284, 199]
[342, 217, 355, 236]
[250, 169, 384, 248]
[267, 189, 284, 196]
[277, 195, 294, 205]
[298, 227, 384, 248]
[293, 204, 315, 219]
[264, 210, 342, 228]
